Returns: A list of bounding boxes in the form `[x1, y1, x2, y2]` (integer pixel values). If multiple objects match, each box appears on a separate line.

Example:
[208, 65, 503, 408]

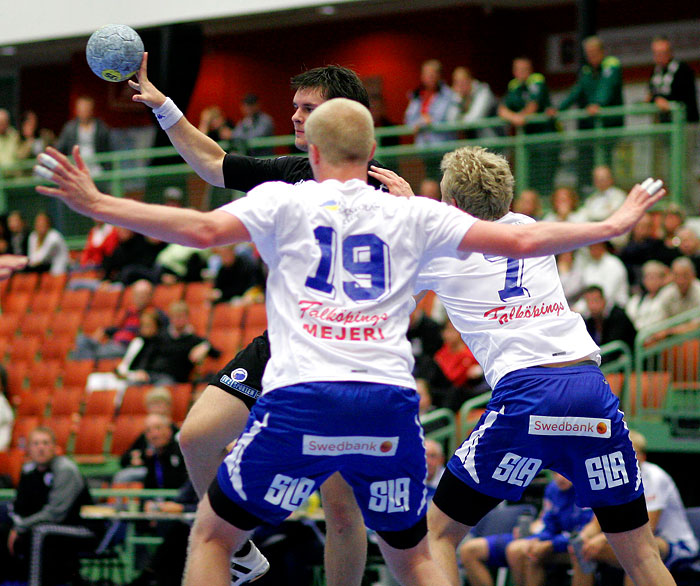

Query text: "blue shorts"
[216, 381, 428, 532]
[447, 364, 643, 509]
[485, 532, 515, 567]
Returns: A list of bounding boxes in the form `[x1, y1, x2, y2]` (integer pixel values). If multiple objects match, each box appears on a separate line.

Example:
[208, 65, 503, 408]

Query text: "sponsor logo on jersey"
[219, 374, 260, 400]
[231, 368, 248, 382]
[302, 435, 398, 456]
[529, 415, 611, 438]
[484, 300, 566, 325]
[320, 199, 339, 211]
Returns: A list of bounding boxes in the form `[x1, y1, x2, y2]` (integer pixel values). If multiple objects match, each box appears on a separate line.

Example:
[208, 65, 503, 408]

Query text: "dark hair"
[583, 284, 604, 297]
[291, 65, 370, 109]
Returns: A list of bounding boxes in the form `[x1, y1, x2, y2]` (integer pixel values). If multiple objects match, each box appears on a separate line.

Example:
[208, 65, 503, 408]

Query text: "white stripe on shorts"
[455, 407, 502, 484]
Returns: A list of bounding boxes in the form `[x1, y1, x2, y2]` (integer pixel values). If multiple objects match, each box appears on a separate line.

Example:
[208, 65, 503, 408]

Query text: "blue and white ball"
[86, 24, 144, 83]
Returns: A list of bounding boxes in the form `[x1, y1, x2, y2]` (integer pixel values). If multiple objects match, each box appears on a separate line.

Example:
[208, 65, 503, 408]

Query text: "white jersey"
[642, 461, 699, 551]
[219, 179, 477, 393]
[415, 212, 600, 388]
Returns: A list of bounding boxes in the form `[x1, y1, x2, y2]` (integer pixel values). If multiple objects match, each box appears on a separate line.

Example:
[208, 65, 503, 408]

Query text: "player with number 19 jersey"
[219, 179, 477, 394]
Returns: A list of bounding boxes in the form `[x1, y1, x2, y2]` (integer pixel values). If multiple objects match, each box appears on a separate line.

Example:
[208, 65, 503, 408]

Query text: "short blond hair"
[305, 98, 375, 166]
[628, 429, 647, 455]
[440, 146, 514, 220]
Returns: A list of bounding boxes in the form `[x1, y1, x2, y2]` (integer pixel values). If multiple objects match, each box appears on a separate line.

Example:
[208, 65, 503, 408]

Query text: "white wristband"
[152, 97, 183, 130]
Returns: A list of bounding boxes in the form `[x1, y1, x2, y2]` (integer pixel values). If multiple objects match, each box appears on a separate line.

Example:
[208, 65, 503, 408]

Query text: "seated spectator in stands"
[79, 220, 119, 269]
[556, 251, 585, 304]
[155, 300, 220, 383]
[582, 285, 636, 360]
[512, 189, 542, 220]
[369, 93, 399, 148]
[209, 244, 265, 304]
[116, 387, 179, 484]
[125, 479, 198, 586]
[0, 366, 13, 451]
[7, 210, 29, 256]
[101, 226, 166, 283]
[140, 413, 187, 489]
[26, 211, 69, 274]
[418, 178, 442, 201]
[231, 93, 275, 156]
[416, 378, 436, 417]
[433, 320, 488, 411]
[198, 105, 233, 142]
[541, 187, 586, 223]
[505, 473, 593, 586]
[408, 304, 444, 383]
[404, 59, 456, 145]
[448, 66, 498, 138]
[625, 260, 670, 332]
[648, 36, 699, 124]
[122, 241, 208, 285]
[0, 427, 94, 584]
[570, 430, 698, 585]
[619, 212, 677, 288]
[55, 96, 111, 174]
[0, 220, 8, 255]
[16, 110, 54, 163]
[647, 256, 700, 343]
[0, 108, 19, 175]
[580, 165, 626, 222]
[73, 279, 163, 360]
[676, 226, 700, 277]
[425, 439, 445, 500]
[574, 242, 629, 309]
[662, 203, 686, 249]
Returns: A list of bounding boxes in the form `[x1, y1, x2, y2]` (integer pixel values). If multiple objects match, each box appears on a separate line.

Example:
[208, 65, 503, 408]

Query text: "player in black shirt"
[129, 60, 411, 586]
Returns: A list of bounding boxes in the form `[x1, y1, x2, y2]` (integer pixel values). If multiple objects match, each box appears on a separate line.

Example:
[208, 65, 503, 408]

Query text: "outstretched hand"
[34, 146, 103, 216]
[368, 166, 414, 198]
[0, 255, 28, 281]
[608, 179, 666, 236]
[128, 52, 167, 109]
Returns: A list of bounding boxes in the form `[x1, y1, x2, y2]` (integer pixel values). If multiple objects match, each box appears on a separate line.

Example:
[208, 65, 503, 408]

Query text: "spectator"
[647, 256, 700, 343]
[448, 66, 497, 138]
[582, 285, 637, 359]
[418, 178, 442, 201]
[231, 93, 275, 156]
[0, 427, 94, 584]
[404, 59, 457, 145]
[369, 93, 399, 147]
[433, 320, 488, 411]
[122, 241, 208, 285]
[26, 211, 69, 274]
[648, 36, 699, 124]
[7, 210, 29, 256]
[580, 165, 626, 222]
[505, 473, 593, 586]
[499, 57, 556, 194]
[101, 227, 166, 284]
[662, 203, 686, 249]
[575, 241, 630, 309]
[209, 244, 265, 304]
[541, 187, 586, 223]
[79, 220, 119, 269]
[425, 439, 445, 500]
[618, 212, 676, 288]
[116, 386, 179, 484]
[73, 279, 164, 360]
[512, 189, 542, 220]
[416, 378, 435, 417]
[556, 251, 585, 304]
[676, 226, 700, 276]
[570, 430, 699, 585]
[555, 36, 623, 128]
[625, 260, 670, 332]
[197, 105, 233, 142]
[140, 413, 187, 489]
[16, 110, 54, 162]
[0, 219, 8, 255]
[0, 108, 19, 175]
[55, 96, 111, 174]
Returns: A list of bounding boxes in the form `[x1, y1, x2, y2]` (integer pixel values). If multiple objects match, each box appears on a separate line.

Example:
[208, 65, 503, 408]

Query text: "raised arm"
[459, 181, 665, 257]
[34, 146, 248, 249]
[128, 53, 227, 187]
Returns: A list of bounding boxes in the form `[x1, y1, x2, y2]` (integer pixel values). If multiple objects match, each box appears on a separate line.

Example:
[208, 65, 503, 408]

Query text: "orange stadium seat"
[110, 414, 146, 455]
[627, 372, 671, 415]
[0, 313, 21, 340]
[244, 303, 267, 328]
[90, 287, 122, 312]
[10, 272, 39, 294]
[84, 390, 118, 418]
[8, 337, 41, 364]
[119, 386, 149, 416]
[2, 292, 31, 315]
[81, 308, 117, 335]
[170, 384, 193, 423]
[0, 449, 25, 487]
[51, 388, 85, 417]
[61, 360, 95, 389]
[72, 415, 110, 456]
[152, 283, 185, 311]
[27, 360, 63, 389]
[40, 335, 75, 365]
[14, 388, 52, 417]
[184, 281, 214, 306]
[41, 416, 75, 454]
[211, 304, 245, 330]
[18, 313, 52, 338]
[241, 325, 267, 348]
[188, 306, 210, 337]
[6, 362, 29, 396]
[208, 328, 243, 358]
[29, 290, 62, 314]
[11, 416, 40, 449]
[60, 289, 92, 313]
[39, 273, 68, 292]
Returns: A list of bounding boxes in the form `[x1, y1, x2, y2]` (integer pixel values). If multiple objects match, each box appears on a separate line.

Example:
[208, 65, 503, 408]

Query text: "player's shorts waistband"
[538, 358, 599, 368]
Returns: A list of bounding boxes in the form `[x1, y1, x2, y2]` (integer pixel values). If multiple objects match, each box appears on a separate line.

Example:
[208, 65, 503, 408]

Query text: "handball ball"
[86, 24, 144, 82]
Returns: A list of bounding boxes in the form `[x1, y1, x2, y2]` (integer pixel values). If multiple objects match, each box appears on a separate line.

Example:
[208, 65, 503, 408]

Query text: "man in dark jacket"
[582, 285, 637, 363]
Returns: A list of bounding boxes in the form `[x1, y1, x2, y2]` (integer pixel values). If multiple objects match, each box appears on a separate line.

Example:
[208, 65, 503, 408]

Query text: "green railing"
[420, 407, 456, 456]
[0, 103, 687, 248]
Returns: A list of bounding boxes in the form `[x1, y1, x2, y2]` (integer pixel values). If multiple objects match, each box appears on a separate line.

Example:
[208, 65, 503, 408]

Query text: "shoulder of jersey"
[507, 78, 522, 91]
[602, 56, 621, 69]
[527, 73, 546, 84]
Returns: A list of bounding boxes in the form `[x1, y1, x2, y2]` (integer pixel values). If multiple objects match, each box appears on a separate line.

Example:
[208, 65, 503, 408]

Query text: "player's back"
[222, 178, 474, 394]
[416, 212, 599, 388]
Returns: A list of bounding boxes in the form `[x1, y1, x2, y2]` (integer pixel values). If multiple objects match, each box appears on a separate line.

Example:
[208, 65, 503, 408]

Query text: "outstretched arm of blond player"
[35, 146, 247, 248]
[459, 182, 666, 257]
[128, 53, 227, 187]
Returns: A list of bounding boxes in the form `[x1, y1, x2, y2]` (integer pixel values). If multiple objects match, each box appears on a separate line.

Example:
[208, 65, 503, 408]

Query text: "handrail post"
[669, 103, 686, 208]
